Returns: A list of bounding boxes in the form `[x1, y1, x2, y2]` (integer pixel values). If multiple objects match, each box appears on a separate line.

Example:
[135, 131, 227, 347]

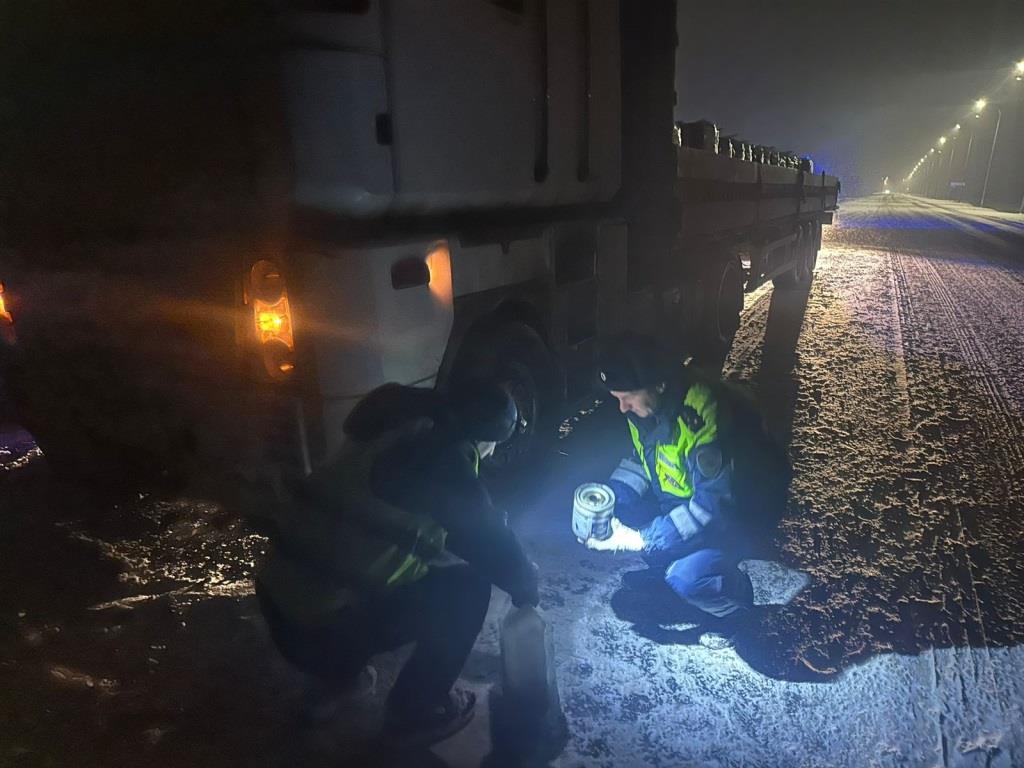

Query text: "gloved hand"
[584, 517, 645, 553]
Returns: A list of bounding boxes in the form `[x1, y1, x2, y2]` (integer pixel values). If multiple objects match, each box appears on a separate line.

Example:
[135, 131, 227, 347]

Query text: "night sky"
[676, 0, 1024, 197]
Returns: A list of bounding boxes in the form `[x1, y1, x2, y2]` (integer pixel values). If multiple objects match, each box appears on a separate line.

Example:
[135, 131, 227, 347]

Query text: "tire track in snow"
[890, 248, 1020, 766]
[911, 253, 1024, 761]
[928, 255, 1024, 421]
[887, 249, 953, 767]
[888, 252, 958, 768]
[890, 249, 976, 768]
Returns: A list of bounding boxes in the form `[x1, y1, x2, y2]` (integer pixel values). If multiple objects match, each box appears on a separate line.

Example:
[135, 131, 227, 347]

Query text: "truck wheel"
[772, 225, 812, 290]
[695, 254, 744, 366]
[449, 322, 560, 482]
[3, 342, 188, 493]
[807, 221, 821, 276]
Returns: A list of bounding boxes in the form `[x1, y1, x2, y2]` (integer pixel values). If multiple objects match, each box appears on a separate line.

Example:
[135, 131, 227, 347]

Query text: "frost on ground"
[2, 195, 1024, 767]
[515, 194, 1024, 768]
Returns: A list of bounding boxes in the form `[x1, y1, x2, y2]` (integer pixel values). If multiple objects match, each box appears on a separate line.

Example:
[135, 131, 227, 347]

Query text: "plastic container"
[495, 606, 567, 759]
[571, 482, 616, 541]
[500, 606, 553, 711]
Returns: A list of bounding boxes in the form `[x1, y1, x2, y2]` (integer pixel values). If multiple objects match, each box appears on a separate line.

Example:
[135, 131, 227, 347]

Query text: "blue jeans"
[619, 498, 753, 619]
[663, 548, 753, 619]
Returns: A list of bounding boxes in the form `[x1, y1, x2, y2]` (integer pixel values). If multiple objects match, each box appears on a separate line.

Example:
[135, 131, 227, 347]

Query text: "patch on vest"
[695, 444, 723, 478]
[680, 405, 705, 433]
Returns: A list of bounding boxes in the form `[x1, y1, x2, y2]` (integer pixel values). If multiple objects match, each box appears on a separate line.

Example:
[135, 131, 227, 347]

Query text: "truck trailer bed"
[676, 146, 839, 237]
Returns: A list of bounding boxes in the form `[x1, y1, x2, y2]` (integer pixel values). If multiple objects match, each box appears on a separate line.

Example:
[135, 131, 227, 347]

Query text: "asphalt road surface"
[2, 194, 1023, 767]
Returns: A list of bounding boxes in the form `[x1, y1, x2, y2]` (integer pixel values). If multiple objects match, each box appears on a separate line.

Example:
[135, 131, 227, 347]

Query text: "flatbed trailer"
[678, 147, 839, 288]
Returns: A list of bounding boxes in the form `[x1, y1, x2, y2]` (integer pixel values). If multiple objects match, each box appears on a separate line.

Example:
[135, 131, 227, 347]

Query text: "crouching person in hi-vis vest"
[256, 379, 538, 749]
[586, 333, 755, 648]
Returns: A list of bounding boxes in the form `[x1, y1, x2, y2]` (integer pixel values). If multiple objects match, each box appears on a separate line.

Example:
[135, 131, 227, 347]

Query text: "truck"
[0, 0, 838, 498]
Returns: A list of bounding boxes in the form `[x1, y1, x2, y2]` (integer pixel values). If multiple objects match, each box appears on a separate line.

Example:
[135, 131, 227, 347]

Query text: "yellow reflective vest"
[627, 382, 718, 501]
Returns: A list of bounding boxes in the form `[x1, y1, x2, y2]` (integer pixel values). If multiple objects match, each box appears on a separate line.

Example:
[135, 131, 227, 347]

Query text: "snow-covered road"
[509, 194, 1024, 767]
[3, 194, 1024, 767]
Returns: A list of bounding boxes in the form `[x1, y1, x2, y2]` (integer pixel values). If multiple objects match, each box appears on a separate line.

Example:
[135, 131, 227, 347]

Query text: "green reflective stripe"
[627, 383, 719, 500]
[657, 447, 680, 469]
[683, 383, 718, 449]
[377, 546, 431, 589]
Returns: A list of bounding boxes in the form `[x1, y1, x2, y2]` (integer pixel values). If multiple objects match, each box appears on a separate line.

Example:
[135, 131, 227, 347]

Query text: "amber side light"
[253, 296, 295, 350]
[247, 262, 295, 378]
[0, 282, 15, 345]
[0, 282, 12, 324]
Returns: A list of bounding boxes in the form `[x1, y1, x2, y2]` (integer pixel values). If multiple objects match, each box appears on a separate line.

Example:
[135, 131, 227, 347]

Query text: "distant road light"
[975, 98, 987, 112]
[938, 137, 947, 145]
[953, 124, 961, 131]
[1016, 60, 1024, 78]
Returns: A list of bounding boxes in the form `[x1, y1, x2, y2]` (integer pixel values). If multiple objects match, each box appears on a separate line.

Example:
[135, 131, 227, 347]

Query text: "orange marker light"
[253, 296, 294, 350]
[247, 260, 295, 379]
[0, 282, 12, 325]
[257, 310, 285, 334]
[0, 282, 15, 345]
[425, 242, 453, 305]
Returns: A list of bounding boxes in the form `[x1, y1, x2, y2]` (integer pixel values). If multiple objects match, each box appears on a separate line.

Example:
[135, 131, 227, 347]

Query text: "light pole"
[1014, 61, 1024, 213]
[963, 129, 975, 178]
[944, 126, 960, 199]
[979, 102, 1002, 208]
[927, 148, 937, 197]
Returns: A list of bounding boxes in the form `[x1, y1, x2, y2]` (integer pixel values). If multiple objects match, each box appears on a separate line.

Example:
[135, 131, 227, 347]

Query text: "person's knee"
[664, 558, 725, 602]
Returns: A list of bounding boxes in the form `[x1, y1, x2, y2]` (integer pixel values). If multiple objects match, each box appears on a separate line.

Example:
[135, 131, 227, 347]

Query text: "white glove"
[584, 518, 645, 553]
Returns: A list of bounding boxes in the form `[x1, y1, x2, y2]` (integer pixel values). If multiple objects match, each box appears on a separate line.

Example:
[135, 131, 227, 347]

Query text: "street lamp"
[1016, 60, 1024, 80]
[975, 98, 1002, 207]
[942, 128, 962, 200]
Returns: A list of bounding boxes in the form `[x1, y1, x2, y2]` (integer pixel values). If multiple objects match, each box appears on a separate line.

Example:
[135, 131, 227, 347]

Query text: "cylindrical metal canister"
[572, 483, 616, 541]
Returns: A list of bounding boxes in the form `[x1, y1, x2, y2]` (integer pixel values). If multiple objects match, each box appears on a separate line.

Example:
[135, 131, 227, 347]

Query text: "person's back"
[348, 382, 538, 605]
[256, 380, 538, 747]
[689, 369, 792, 540]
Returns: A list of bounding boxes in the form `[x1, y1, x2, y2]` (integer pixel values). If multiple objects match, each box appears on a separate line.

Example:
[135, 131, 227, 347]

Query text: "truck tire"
[448, 322, 560, 484]
[694, 254, 744, 367]
[772, 224, 814, 290]
[807, 220, 821, 275]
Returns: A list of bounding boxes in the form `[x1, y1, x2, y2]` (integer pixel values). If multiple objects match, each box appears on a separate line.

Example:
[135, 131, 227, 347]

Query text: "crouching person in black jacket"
[256, 379, 538, 748]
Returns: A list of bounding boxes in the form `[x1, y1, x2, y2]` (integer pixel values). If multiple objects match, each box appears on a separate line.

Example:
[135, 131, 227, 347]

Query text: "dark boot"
[698, 571, 756, 650]
[380, 686, 477, 750]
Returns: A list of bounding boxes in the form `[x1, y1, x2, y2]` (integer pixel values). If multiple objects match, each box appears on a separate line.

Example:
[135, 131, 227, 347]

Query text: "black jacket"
[344, 384, 538, 605]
